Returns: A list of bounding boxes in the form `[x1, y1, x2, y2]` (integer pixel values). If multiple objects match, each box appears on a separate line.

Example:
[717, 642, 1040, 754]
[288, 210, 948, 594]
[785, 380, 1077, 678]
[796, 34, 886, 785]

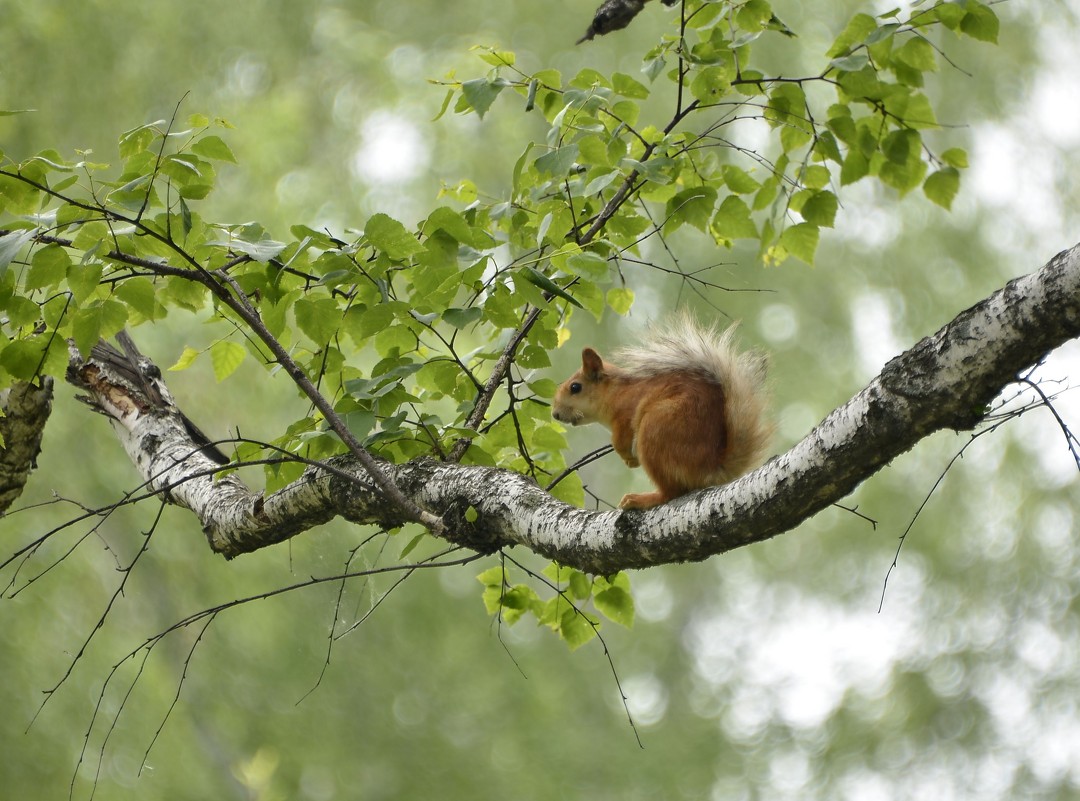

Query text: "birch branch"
[66, 244, 1080, 573]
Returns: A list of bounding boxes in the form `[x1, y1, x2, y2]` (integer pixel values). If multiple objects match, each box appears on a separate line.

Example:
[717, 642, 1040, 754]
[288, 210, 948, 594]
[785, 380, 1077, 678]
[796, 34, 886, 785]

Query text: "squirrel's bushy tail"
[616, 312, 773, 481]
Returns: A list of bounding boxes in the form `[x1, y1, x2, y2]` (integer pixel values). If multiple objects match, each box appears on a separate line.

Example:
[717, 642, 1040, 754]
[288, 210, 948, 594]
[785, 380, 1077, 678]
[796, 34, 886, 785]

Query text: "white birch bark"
[66, 244, 1080, 573]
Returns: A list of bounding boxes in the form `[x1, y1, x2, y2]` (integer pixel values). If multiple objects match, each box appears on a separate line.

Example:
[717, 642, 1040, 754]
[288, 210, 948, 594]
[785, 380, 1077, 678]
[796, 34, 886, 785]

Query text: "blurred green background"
[3, 1, 1080, 799]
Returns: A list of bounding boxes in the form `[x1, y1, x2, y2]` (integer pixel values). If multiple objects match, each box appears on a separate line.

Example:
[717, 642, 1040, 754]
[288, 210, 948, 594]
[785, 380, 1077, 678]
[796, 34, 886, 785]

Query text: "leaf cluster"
[478, 562, 634, 650]
[0, 0, 998, 647]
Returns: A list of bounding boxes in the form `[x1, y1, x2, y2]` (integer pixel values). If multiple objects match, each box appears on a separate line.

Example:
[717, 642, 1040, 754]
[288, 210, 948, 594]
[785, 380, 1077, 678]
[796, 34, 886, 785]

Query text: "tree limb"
[66, 244, 1080, 573]
[577, 0, 678, 44]
[0, 377, 54, 514]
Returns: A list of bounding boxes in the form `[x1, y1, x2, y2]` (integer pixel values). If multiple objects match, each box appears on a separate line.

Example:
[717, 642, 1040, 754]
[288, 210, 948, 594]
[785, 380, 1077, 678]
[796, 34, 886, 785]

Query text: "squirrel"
[552, 314, 772, 510]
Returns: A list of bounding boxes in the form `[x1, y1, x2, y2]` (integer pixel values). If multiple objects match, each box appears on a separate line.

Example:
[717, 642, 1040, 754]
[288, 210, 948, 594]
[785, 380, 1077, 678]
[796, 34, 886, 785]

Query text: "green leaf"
[399, 532, 427, 559]
[941, 148, 969, 169]
[542, 562, 567, 584]
[343, 302, 408, 343]
[933, 3, 965, 29]
[606, 287, 634, 315]
[801, 165, 831, 191]
[584, 170, 620, 197]
[168, 346, 201, 372]
[780, 124, 812, 153]
[475, 47, 515, 67]
[923, 167, 960, 210]
[56, 203, 86, 230]
[568, 569, 591, 601]
[364, 213, 424, 260]
[557, 606, 598, 651]
[0, 336, 65, 379]
[374, 324, 414, 357]
[418, 360, 464, 396]
[67, 262, 104, 304]
[690, 65, 733, 103]
[722, 165, 760, 194]
[569, 67, 611, 90]
[0, 169, 42, 214]
[960, 2, 999, 43]
[119, 123, 158, 159]
[753, 176, 780, 210]
[666, 186, 717, 232]
[480, 580, 505, 615]
[424, 206, 492, 248]
[880, 154, 927, 195]
[211, 340, 246, 381]
[487, 582, 527, 622]
[840, 150, 870, 185]
[642, 54, 666, 83]
[535, 144, 579, 179]
[442, 307, 483, 329]
[476, 565, 505, 589]
[162, 275, 209, 312]
[612, 72, 649, 99]
[115, 276, 163, 320]
[26, 244, 71, 291]
[0, 228, 36, 275]
[895, 37, 937, 73]
[226, 233, 286, 263]
[778, 222, 820, 264]
[826, 13, 876, 58]
[460, 77, 507, 119]
[5, 296, 41, 328]
[521, 267, 582, 308]
[766, 84, 808, 128]
[26, 151, 75, 173]
[179, 196, 193, 238]
[192, 134, 238, 163]
[865, 22, 899, 45]
[564, 251, 610, 281]
[71, 300, 128, 356]
[518, 343, 551, 369]
[711, 195, 758, 243]
[827, 110, 856, 145]
[577, 135, 610, 167]
[294, 297, 343, 345]
[891, 91, 937, 129]
[527, 379, 559, 401]
[345, 408, 377, 440]
[830, 53, 870, 72]
[800, 190, 838, 227]
[162, 153, 208, 183]
[593, 574, 635, 628]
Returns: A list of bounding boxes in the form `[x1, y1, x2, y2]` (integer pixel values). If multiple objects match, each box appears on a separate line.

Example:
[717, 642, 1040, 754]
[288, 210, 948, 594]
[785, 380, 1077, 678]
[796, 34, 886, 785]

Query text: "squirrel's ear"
[581, 347, 604, 377]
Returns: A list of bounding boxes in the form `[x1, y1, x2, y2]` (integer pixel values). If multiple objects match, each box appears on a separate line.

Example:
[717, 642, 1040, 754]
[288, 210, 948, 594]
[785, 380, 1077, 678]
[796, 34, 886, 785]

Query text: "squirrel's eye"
[570, 382, 582, 394]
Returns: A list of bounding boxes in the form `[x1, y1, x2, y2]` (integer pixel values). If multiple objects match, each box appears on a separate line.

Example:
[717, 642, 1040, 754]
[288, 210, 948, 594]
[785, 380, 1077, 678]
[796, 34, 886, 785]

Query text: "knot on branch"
[440, 495, 506, 556]
[68, 331, 230, 466]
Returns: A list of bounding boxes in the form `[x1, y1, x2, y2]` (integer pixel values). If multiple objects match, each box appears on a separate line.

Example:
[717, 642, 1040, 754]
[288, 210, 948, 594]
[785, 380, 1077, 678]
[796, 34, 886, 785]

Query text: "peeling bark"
[67, 245, 1080, 573]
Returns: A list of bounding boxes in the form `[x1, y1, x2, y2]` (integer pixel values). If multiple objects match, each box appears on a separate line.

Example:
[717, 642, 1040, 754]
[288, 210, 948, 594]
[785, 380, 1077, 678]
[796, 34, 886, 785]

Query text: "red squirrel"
[552, 315, 772, 509]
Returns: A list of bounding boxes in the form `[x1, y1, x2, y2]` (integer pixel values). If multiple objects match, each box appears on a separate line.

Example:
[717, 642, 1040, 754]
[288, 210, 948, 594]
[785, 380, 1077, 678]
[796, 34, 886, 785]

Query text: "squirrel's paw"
[618, 491, 665, 510]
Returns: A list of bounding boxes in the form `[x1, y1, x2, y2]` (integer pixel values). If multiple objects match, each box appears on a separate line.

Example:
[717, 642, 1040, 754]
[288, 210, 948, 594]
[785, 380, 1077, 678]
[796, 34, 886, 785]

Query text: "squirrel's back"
[617, 314, 772, 481]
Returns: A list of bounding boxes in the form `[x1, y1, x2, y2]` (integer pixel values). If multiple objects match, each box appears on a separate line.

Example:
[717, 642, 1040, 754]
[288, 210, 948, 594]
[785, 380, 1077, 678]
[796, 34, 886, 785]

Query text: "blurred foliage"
[1, 1, 1080, 800]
